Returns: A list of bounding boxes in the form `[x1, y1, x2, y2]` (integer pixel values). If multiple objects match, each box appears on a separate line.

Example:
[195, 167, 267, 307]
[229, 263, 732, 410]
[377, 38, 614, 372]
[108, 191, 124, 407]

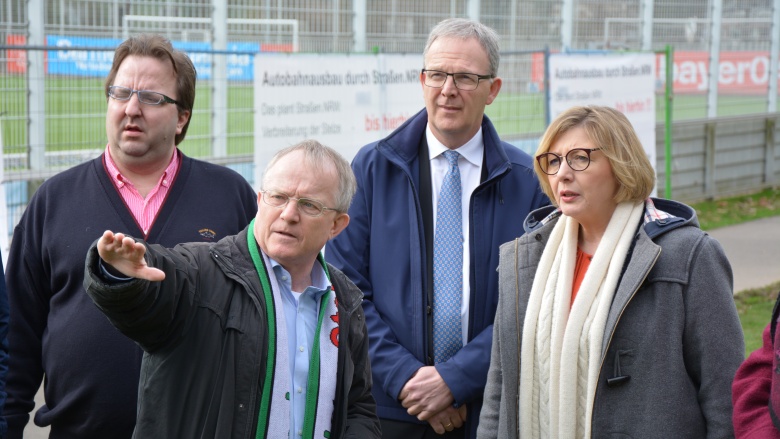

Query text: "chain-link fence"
[2, 0, 774, 52]
[4, 0, 778, 121]
[1, 0, 779, 241]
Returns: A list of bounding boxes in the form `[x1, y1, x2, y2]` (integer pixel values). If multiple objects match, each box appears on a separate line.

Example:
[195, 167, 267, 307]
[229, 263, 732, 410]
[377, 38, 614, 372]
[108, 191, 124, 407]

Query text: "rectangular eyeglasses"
[421, 69, 494, 91]
[108, 85, 182, 107]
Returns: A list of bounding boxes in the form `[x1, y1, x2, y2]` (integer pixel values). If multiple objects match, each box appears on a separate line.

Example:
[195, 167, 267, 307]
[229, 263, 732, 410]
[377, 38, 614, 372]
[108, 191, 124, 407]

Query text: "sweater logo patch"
[199, 228, 217, 240]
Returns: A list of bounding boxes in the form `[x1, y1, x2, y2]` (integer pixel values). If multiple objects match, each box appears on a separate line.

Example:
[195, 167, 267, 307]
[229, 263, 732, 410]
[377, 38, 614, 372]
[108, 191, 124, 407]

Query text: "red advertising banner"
[260, 43, 294, 52]
[531, 51, 545, 91]
[657, 51, 772, 94]
[534, 50, 778, 95]
[6, 34, 27, 74]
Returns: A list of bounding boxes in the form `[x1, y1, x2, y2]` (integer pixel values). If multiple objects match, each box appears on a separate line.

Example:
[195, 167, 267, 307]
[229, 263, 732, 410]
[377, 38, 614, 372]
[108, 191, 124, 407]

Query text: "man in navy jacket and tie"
[326, 18, 548, 439]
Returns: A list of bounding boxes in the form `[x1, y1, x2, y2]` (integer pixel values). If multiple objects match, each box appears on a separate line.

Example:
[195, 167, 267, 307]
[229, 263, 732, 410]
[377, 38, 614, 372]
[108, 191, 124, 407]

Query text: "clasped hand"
[398, 366, 467, 434]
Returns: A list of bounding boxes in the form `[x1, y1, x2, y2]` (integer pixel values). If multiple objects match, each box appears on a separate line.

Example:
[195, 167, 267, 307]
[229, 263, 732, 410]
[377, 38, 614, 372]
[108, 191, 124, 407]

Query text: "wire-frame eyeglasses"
[259, 190, 339, 217]
[535, 148, 602, 175]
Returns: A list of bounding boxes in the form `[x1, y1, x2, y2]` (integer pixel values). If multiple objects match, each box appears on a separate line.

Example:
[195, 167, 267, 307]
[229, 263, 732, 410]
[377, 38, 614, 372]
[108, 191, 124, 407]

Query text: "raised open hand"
[97, 230, 165, 281]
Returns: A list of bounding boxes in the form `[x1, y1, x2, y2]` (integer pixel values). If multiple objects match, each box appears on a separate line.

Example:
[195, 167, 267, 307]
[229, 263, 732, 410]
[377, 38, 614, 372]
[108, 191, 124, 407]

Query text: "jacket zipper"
[383, 154, 431, 364]
[210, 250, 266, 439]
[331, 297, 351, 436]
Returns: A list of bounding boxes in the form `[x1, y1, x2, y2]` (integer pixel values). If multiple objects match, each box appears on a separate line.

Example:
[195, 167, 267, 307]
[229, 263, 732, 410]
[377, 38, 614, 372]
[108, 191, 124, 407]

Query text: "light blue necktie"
[433, 150, 463, 363]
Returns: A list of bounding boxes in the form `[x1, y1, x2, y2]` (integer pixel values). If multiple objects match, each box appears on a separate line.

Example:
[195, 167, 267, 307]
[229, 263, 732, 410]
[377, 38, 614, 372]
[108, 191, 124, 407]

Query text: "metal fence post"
[765, 117, 777, 185]
[352, 0, 366, 53]
[706, 0, 723, 118]
[704, 122, 717, 198]
[212, 0, 228, 158]
[664, 45, 674, 199]
[768, 0, 780, 112]
[467, 0, 480, 22]
[641, 0, 654, 51]
[27, 0, 46, 172]
[561, 0, 573, 50]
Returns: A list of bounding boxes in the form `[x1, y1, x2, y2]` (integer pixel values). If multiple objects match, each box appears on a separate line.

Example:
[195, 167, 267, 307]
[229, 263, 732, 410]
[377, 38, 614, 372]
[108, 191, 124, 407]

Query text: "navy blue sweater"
[3, 152, 258, 438]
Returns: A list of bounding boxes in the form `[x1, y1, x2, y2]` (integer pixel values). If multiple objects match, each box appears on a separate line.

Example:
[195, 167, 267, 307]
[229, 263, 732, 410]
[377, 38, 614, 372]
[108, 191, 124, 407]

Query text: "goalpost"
[121, 16, 299, 52]
[120, 15, 298, 157]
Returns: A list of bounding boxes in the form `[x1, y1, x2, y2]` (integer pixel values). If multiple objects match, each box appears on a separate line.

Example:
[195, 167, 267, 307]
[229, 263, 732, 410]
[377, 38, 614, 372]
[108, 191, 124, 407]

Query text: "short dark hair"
[105, 34, 196, 145]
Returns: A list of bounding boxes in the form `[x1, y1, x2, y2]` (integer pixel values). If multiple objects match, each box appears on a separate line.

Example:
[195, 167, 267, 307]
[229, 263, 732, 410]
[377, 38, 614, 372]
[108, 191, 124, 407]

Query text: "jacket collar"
[523, 197, 697, 240]
[643, 197, 697, 239]
[211, 226, 364, 314]
[213, 227, 253, 270]
[375, 108, 512, 181]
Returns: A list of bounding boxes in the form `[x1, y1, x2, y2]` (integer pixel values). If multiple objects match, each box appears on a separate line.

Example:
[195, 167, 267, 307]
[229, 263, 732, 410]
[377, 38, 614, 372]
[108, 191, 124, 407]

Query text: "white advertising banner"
[548, 53, 657, 174]
[254, 53, 424, 187]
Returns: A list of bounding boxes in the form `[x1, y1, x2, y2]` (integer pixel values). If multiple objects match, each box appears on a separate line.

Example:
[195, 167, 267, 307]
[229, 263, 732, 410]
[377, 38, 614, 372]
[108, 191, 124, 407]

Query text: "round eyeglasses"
[108, 85, 182, 107]
[536, 148, 602, 175]
[260, 190, 338, 217]
[421, 69, 494, 91]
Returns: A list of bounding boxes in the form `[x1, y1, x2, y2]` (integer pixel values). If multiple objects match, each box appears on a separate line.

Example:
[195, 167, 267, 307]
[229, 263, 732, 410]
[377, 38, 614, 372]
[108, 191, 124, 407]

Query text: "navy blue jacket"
[0, 258, 8, 438]
[4, 152, 257, 438]
[325, 109, 549, 438]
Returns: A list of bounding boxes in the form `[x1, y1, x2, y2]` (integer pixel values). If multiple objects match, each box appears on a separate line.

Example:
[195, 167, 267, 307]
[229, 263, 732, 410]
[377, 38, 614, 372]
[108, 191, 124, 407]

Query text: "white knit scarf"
[519, 201, 643, 439]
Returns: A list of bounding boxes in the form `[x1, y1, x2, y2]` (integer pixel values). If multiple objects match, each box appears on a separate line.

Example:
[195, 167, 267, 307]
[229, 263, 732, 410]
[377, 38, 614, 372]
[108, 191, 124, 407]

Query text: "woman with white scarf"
[477, 105, 744, 438]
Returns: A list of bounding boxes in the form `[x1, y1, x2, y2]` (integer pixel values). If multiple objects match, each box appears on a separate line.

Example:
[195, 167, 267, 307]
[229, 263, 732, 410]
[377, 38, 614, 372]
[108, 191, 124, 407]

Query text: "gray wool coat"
[477, 198, 744, 439]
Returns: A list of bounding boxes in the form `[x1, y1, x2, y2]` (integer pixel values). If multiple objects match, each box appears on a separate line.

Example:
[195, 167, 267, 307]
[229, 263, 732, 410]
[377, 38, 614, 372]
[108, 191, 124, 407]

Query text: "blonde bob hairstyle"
[534, 105, 656, 205]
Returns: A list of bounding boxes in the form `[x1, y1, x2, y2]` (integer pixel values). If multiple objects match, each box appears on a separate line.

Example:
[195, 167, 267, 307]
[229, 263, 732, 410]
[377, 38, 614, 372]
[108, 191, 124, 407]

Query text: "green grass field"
[2, 74, 778, 159]
[0, 76, 255, 158]
[692, 187, 780, 356]
[734, 283, 780, 355]
[2, 74, 779, 361]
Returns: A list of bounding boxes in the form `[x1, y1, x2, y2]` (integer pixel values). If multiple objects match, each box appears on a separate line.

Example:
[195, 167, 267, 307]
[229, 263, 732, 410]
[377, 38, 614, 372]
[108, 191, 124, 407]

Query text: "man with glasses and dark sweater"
[3, 34, 257, 438]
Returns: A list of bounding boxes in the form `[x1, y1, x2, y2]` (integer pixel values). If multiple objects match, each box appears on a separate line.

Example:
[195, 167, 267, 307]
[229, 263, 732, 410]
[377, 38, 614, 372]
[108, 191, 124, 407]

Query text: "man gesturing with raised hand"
[83, 140, 380, 439]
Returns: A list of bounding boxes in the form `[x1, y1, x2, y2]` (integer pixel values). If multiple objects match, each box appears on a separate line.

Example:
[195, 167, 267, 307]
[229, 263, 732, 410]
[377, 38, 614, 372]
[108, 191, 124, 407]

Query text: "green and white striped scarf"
[248, 221, 340, 439]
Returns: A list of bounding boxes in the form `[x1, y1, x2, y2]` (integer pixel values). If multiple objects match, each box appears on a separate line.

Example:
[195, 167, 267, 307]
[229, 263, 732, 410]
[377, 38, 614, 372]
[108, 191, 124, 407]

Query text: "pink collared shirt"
[103, 145, 180, 237]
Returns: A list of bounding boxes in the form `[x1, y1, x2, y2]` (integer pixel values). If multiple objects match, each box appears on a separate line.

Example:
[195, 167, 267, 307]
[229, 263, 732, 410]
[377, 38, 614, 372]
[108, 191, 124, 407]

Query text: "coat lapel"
[600, 229, 661, 355]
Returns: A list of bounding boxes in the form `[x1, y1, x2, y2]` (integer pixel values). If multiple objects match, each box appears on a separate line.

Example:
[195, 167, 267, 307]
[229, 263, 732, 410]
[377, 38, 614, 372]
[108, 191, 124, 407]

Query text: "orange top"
[571, 247, 593, 307]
